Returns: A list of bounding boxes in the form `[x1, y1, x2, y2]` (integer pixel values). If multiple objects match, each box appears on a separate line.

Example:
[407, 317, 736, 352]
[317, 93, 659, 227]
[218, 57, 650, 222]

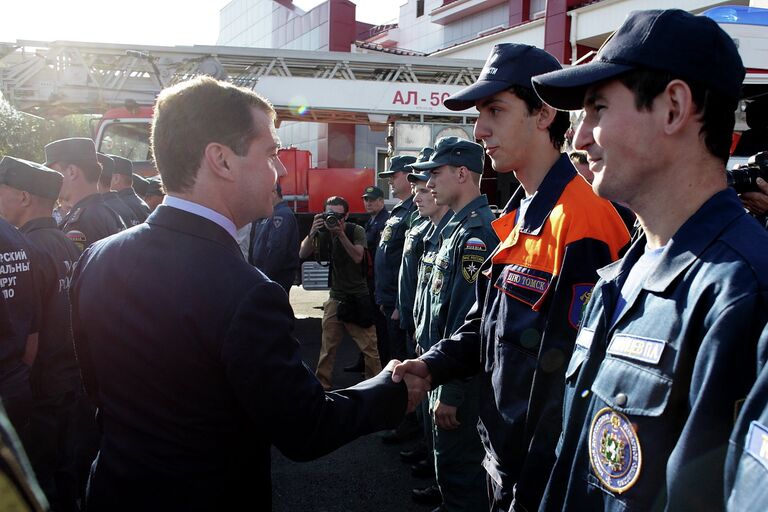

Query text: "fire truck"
[0, 41, 484, 219]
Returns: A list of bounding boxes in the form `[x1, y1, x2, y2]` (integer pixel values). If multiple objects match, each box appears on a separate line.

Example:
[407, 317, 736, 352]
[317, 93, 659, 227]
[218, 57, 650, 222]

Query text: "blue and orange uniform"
[420, 154, 630, 510]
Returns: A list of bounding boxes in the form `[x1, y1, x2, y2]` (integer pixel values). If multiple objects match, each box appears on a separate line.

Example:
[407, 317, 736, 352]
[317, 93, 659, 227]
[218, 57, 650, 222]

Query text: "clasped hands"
[384, 359, 432, 413]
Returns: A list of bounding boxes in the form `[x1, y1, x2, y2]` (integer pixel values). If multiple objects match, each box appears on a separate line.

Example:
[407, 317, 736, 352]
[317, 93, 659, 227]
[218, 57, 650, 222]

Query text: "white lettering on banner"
[254, 77, 470, 115]
[607, 334, 666, 365]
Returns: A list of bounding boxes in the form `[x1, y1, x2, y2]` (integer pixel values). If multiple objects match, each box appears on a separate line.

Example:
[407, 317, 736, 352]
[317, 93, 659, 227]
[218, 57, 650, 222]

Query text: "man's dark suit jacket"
[70, 205, 406, 511]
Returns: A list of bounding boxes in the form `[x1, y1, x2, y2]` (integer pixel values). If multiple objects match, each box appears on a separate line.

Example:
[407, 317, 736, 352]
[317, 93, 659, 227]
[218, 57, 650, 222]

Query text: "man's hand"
[433, 401, 460, 430]
[327, 217, 344, 237]
[390, 308, 400, 321]
[391, 359, 432, 412]
[740, 178, 768, 216]
[308, 214, 325, 237]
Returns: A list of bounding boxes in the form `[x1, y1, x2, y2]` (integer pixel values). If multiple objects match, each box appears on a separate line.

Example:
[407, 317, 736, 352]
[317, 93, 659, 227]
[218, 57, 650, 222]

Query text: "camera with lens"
[727, 152, 768, 194]
[319, 211, 345, 232]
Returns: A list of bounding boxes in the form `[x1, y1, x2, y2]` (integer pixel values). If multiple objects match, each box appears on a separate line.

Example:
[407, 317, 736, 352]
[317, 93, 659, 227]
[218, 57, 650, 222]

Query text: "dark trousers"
[382, 305, 407, 362]
[26, 389, 81, 512]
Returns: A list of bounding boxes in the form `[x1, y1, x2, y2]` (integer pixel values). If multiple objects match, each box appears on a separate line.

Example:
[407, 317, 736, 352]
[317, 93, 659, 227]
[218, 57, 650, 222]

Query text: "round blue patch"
[589, 407, 642, 494]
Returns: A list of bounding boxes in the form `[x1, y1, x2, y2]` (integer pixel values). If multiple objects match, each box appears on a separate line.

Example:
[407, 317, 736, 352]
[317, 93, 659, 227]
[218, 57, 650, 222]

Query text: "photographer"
[299, 196, 382, 390]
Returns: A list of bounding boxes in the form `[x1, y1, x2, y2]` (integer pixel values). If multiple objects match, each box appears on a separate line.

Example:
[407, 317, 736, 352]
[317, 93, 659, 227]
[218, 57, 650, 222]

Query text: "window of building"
[417, 0, 425, 18]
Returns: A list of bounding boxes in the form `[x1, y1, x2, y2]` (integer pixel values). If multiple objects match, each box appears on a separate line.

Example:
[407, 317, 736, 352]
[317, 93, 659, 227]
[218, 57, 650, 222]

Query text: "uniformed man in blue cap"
[376, 154, 418, 364]
[97, 153, 139, 227]
[408, 137, 497, 512]
[530, 9, 768, 511]
[143, 177, 164, 212]
[0, 156, 83, 509]
[406, 161, 453, 508]
[393, 42, 631, 511]
[110, 155, 150, 222]
[46, 138, 125, 252]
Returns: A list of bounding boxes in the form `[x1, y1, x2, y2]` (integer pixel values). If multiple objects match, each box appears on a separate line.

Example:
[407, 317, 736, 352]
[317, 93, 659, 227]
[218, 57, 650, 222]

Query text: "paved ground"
[271, 287, 432, 512]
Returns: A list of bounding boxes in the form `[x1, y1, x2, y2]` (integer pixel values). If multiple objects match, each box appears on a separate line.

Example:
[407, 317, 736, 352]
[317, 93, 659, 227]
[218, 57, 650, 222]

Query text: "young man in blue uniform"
[46, 138, 125, 252]
[69, 76, 418, 511]
[110, 155, 150, 222]
[0, 156, 83, 510]
[96, 153, 140, 227]
[532, 9, 768, 510]
[411, 137, 498, 512]
[394, 44, 630, 511]
[249, 183, 299, 294]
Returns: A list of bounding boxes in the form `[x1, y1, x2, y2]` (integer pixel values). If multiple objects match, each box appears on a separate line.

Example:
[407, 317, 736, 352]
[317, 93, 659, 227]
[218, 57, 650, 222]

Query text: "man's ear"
[661, 79, 695, 136]
[19, 190, 33, 207]
[203, 142, 236, 182]
[536, 104, 557, 131]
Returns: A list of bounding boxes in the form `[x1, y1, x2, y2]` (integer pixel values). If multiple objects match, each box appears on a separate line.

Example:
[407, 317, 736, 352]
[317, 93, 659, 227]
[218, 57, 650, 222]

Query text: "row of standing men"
[0, 137, 165, 511]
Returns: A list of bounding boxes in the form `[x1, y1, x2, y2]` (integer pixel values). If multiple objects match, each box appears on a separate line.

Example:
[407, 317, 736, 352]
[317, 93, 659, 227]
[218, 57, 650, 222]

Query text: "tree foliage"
[0, 94, 96, 162]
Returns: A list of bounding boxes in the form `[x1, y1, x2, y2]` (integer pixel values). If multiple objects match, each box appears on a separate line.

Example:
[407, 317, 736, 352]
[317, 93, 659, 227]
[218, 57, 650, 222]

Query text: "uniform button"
[615, 393, 628, 407]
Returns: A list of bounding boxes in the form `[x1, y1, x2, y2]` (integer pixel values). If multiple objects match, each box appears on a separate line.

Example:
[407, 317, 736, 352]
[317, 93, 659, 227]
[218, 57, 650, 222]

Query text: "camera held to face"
[319, 211, 345, 232]
[727, 152, 768, 194]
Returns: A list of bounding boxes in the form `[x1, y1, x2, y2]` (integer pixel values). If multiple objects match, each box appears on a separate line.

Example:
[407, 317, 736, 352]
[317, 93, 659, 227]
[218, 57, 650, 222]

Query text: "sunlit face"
[474, 90, 538, 174]
[230, 107, 286, 223]
[574, 80, 660, 205]
[413, 183, 440, 218]
[389, 170, 411, 198]
[0, 185, 24, 226]
[426, 165, 458, 207]
[49, 162, 73, 203]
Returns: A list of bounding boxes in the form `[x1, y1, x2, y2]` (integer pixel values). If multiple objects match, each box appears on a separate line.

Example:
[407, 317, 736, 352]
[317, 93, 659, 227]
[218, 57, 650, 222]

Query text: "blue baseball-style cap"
[444, 43, 562, 111]
[361, 185, 385, 199]
[410, 137, 485, 174]
[380, 155, 418, 177]
[532, 9, 746, 111]
[406, 147, 435, 183]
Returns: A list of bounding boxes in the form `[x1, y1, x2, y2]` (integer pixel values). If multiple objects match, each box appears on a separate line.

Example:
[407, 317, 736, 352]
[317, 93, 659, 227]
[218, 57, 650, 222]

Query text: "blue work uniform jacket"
[421, 155, 630, 510]
[414, 211, 453, 352]
[541, 189, 768, 512]
[397, 215, 431, 332]
[249, 200, 300, 293]
[375, 196, 416, 308]
[726, 329, 768, 511]
[60, 193, 125, 253]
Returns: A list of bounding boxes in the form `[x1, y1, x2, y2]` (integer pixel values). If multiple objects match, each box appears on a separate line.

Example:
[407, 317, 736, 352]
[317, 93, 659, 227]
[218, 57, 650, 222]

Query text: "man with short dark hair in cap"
[0, 156, 83, 510]
[406, 137, 497, 512]
[46, 138, 125, 252]
[394, 43, 631, 511]
[110, 155, 150, 222]
[527, 9, 768, 511]
[377, 154, 422, 444]
[406, 161, 453, 508]
[143, 177, 165, 212]
[248, 182, 300, 294]
[97, 153, 139, 228]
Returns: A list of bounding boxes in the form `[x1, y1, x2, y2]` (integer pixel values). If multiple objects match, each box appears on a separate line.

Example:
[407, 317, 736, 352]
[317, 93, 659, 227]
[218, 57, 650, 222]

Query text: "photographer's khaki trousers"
[316, 298, 381, 389]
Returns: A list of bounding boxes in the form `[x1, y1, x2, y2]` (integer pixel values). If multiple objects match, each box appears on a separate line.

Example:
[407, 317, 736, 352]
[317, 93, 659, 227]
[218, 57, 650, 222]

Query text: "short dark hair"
[618, 68, 737, 165]
[62, 160, 102, 183]
[151, 76, 275, 193]
[325, 196, 349, 214]
[509, 85, 569, 151]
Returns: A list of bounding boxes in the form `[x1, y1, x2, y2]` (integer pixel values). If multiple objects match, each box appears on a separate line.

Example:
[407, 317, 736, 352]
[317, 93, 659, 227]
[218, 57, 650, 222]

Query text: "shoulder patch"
[569, 284, 594, 329]
[746, 421, 768, 471]
[461, 254, 485, 283]
[66, 230, 87, 252]
[464, 237, 487, 252]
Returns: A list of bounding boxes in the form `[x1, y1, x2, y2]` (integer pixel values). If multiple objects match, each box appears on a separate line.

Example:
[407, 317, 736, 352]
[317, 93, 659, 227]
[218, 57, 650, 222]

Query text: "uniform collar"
[426, 210, 453, 245]
[393, 195, 415, 212]
[597, 188, 747, 293]
[504, 153, 576, 236]
[442, 195, 489, 239]
[117, 188, 137, 198]
[19, 216, 57, 233]
[147, 205, 244, 260]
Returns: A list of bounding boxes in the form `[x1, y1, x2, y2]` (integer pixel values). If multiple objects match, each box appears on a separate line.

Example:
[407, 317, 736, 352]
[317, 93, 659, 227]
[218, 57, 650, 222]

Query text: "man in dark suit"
[70, 76, 420, 512]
